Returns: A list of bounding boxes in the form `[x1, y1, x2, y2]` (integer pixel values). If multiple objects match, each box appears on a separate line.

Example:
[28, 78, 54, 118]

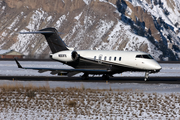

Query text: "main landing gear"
[81, 73, 89, 80]
[102, 74, 109, 80]
[144, 71, 150, 81]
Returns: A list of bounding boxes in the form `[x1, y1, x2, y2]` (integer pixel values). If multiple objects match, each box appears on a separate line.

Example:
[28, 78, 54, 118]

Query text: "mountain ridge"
[0, 0, 180, 61]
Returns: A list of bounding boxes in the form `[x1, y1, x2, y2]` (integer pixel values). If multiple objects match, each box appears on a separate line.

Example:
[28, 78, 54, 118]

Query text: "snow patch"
[55, 15, 66, 29]
[83, 0, 91, 5]
[74, 12, 83, 20]
[34, 41, 48, 58]
[95, 19, 114, 38]
[124, 30, 162, 60]
[1, 31, 7, 37]
[130, 0, 142, 7]
[46, 16, 52, 22]
[84, 15, 95, 28]
[26, 9, 47, 31]
[7, 16, 20, 30]
[2, 6, 5, 10]
[126, 6, 132, 16]
[10, 30, 35, 55]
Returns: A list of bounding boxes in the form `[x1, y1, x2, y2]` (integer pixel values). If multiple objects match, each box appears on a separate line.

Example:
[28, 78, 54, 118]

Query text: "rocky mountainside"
[0, 0, 180, 60]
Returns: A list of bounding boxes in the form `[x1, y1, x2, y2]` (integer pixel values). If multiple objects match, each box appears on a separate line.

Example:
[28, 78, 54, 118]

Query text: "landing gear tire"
[102, 74, 109, 80]
[81, 73, 89, 80]
[144, 72, 149, 81]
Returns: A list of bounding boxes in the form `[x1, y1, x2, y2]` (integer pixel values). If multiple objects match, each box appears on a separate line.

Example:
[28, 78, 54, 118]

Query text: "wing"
[14, 59, 110, 76]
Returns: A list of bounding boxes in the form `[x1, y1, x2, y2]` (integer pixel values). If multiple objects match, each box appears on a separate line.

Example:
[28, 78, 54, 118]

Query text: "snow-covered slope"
[0, 0, 179, 60]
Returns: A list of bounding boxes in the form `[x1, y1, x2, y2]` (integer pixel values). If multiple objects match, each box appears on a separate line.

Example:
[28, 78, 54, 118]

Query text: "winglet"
[14, 58, 23, 68]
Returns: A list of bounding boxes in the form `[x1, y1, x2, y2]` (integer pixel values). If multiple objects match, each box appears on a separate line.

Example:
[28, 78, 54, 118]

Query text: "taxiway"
[0, 76, 180, 84]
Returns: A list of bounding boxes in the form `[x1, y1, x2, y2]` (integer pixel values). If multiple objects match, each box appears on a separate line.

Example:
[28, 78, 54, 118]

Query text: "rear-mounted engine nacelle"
[50, 50, 79, 62]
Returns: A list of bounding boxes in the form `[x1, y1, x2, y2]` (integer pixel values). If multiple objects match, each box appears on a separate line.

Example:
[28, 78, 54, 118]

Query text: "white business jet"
[15, 27, 162, 81]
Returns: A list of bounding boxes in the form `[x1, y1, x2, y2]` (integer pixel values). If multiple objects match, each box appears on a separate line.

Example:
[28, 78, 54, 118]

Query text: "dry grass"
[66, 99, 77, 107]
[0, 83, 180, 119]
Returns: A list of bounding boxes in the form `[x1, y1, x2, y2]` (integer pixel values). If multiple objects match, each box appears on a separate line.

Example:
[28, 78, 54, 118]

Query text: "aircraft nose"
[155, 63, 161, 69]
[154, 63, 162, 72]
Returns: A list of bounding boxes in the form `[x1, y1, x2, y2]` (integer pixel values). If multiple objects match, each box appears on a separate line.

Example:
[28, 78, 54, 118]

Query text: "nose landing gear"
[144, 71, 150, 81]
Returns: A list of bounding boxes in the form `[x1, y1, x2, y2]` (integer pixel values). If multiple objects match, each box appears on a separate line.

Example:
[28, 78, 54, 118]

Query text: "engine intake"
[71, 51, 78, 60]
[51, 50, 79, 62]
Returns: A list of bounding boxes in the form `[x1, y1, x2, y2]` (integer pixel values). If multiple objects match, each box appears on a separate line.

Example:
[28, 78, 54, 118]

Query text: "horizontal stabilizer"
[19, 31, 54, 34]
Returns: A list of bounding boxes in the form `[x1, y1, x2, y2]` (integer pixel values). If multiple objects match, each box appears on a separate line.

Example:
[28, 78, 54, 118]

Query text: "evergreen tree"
[154, 0, 158, 5]
[138, 27, 145, 36]
[175, 22, 179, 27]
[159, 0, 162, 5]
[148, 28, 151, 35]
[164, 9, 169, 15]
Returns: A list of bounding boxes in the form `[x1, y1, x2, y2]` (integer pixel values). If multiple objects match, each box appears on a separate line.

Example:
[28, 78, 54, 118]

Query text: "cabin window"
[114, 57, 116, 61]
[99, 56, 102, 60]
[109, 56, 111, 61]
[119, 57, 121, 61]
[104, 56, 106, 61]
[94, 56, 96, 60]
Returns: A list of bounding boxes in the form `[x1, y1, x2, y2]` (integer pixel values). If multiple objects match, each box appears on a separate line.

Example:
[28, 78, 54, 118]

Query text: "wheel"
[144, 72, 149, 81]
[81, 73, 89, 80]
[102, 74, 109, 80]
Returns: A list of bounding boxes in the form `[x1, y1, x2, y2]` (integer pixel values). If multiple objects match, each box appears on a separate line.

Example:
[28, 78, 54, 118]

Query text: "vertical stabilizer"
[39, 28, 68, 53]
[20, 27, 69, 53]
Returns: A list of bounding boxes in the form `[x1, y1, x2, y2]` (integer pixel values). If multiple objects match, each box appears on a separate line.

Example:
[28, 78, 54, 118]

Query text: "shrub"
[66, 100, 76, 107]
[25, 90, 36, 99]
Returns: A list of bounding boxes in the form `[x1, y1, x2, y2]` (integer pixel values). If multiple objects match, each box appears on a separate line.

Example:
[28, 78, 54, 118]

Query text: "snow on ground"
[0, 60, 180, 93]
[0, 82, 180, 119]
[0, 61, 180, 119]
[0, 61, 179, 77]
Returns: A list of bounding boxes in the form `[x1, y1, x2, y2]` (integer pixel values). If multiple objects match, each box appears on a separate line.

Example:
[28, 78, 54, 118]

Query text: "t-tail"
[20, 27, 69, 53]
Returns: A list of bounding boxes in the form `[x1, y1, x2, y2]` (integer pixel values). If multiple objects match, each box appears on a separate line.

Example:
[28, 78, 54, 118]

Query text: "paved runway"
[0, 76, 180, 84]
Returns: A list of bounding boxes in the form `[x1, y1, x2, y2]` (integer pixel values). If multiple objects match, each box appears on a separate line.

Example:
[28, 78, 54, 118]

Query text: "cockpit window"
[136, 55, 142, 58]
[136, 54, 153, 59]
